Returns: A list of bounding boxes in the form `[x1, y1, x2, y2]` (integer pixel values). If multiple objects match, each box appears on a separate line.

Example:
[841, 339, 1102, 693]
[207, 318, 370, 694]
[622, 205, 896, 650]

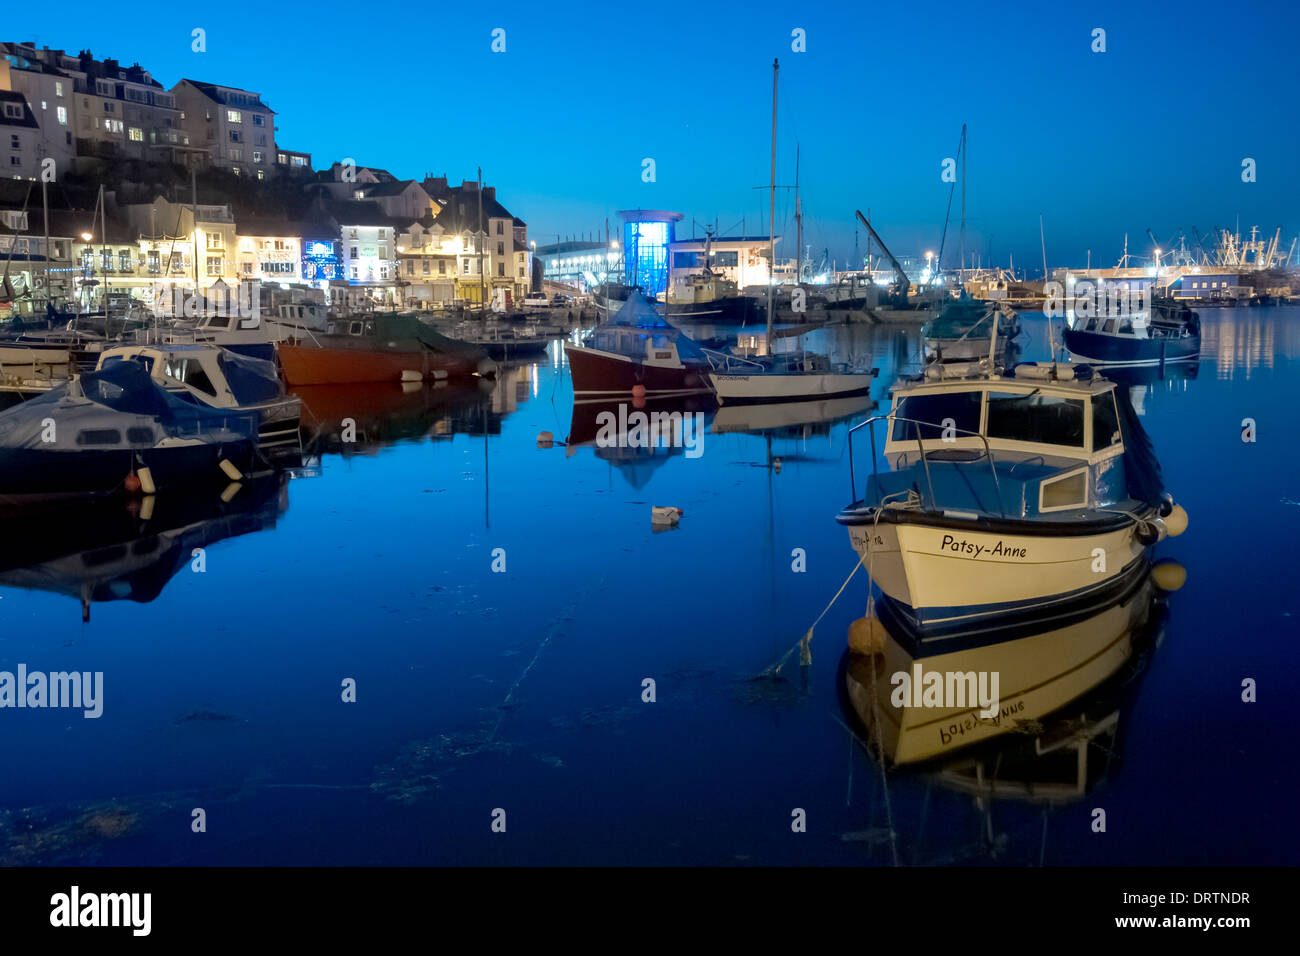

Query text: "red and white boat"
[564, 294, 712, 400]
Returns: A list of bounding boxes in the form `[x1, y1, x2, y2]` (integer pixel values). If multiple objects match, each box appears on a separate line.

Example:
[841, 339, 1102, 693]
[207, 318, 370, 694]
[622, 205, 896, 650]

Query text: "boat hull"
[277, 342, 473, 386]
[1063, 329, 1200, 367]
[838, 508, 1150, 648]
[0, 440, 259, 500]
[709, 370, 873, 404]
[565, 344, 711, 398]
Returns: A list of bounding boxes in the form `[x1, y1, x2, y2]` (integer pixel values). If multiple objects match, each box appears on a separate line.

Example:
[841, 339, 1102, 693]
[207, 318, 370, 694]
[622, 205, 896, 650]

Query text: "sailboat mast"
[959, 123, 966, 290]
[41, 178, 49, 313]
[795, 142, 802, 285]
[767, 58, 778, 347]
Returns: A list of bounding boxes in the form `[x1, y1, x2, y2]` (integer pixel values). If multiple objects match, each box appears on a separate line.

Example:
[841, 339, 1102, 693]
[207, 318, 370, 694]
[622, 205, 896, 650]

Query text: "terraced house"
[171, 79, 276, 178]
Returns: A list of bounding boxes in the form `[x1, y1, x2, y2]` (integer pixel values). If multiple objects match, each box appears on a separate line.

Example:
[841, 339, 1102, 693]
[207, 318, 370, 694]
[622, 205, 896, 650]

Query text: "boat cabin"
[96, 344, 283, 411]
[875, 364, 1133, 519]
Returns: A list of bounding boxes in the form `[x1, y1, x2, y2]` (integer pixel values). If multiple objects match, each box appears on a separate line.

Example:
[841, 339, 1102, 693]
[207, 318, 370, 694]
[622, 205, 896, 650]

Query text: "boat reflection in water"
[843, 564, 1180, 766]
[0, 475, 288, 621]
[1103, 360, 1199, 417]
[839, 563, 1180, 861]
[711, 393, 876, 438]
[295, 380, 495, 456]
[565, 396, 714, 488]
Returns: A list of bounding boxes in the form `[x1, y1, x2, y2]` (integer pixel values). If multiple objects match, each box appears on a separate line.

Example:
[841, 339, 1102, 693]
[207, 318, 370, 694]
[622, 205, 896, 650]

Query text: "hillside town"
[0, 40, 537, 316]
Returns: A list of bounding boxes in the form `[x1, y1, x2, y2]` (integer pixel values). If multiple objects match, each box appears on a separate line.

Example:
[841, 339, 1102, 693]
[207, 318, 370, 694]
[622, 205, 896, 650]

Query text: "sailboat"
[706, 59, 876, 405]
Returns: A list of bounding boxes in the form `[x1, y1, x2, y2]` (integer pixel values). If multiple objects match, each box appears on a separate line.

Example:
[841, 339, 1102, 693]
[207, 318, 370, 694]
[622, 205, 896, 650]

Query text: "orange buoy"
[632, 384, 646, 400]
[124, 472, 142, 494]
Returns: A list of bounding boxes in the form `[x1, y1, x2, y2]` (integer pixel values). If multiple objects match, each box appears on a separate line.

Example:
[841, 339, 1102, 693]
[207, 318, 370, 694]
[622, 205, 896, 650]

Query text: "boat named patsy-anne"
[837, 361, 1187, 644]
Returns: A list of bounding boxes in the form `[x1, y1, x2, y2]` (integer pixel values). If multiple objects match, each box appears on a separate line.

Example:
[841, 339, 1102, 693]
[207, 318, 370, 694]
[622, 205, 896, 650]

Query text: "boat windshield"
[890, 391, 982, 441]
[986, 392, 1084, 447]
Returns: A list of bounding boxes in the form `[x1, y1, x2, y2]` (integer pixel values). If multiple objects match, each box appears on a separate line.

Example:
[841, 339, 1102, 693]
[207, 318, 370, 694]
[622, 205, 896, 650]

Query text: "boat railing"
[847, 414, 1006, 519]
[700, 348, 766, 372]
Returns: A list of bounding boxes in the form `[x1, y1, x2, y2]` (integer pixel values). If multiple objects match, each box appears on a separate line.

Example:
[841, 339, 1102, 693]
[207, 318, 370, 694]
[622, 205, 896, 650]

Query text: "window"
[118, 251, 130, 271]
[891, 391, 982, 442]
[496, 221, 503, 234]
[498, 262, 504, 276]
[291, 156, 306, 167]
[422, 259, 429, 274]
[1091, 393, 1120, 452]
[350, 247, 358, 259]
[166, 358, 216, 396]
[106, 119, 123, 133]
[206, 256, 223, 276]
[230, 147, 242, 161]
[256, 170, 265, 181]
[229, 130, 241, 142]
[497, 241, 503, 255]
[206, 234, 223, 250]
[227, 110, 242, 123]
[252, 150, 262, 163]
[1039, 469, 1088, 511]
[379, 245, 387, 259]
[713, 250, 738, 267]
[9, 134, 18, 149]
[128, 127, 143, 142]
[103, 101, 115, 113]
[986, 392, 1085, 448]
[256, 134, 265, 146]
[277, 152, 287, 164]
[54, 81, 64, 97]
[462, 259, 470, 274]
[406, 259, 413, 275]
[253, 114, 264, 126]
[439, 260, 446, 275]
[147, 250, 160, 273]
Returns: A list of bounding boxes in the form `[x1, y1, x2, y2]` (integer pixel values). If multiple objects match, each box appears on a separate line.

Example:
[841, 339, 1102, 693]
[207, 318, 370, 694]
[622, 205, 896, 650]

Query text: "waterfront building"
[0, 46, 76, 176]
[668, 233, 778, 292]
[171, 79, 276, 178]
[327, 199, 406, 308]
[423, 177, 529, 306]
[536, 239, 617, 292]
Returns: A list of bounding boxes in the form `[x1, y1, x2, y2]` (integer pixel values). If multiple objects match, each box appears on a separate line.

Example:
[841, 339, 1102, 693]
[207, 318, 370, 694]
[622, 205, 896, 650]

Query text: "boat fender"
[632, 384, 647, 401]
[139, 495, 155, 521]
[1158, 493, 1174, 517]
[848, 616, 887, 656]
[1163, 504, 1188, 536]
[400, 370, 423, 382]
[219, 459, 244, 481]
[123, 472, 142, 494]
[1152, 559, 1187, 592]
[220, 482, 242, 504]
[138, 466, 156, 495]
[773, 457, 782, 474]
[537, 430, 554, 448]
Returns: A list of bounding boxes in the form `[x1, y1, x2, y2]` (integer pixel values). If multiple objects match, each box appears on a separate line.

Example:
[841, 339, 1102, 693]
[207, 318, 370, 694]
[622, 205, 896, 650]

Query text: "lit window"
[56, 106, 67, 124]
[227, 110, 242, 123]
[128, 127, 143, 142]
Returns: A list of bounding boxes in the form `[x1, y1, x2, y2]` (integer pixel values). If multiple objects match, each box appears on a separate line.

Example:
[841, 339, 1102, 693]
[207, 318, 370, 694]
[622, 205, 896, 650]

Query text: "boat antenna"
[1041, 214, 1059, 376]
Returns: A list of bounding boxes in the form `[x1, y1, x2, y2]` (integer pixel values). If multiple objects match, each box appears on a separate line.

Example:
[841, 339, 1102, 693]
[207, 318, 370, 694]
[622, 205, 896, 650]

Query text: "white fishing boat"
[837, 360, 1188, 640]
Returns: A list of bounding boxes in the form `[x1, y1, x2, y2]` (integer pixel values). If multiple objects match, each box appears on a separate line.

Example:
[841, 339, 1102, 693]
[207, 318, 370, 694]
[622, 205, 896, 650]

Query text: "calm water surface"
[2, 307, 1297, 865]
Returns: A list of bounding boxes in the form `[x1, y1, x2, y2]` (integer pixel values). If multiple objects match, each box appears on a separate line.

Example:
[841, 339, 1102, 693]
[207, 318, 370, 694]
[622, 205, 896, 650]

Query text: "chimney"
[484, 187, 496, 202]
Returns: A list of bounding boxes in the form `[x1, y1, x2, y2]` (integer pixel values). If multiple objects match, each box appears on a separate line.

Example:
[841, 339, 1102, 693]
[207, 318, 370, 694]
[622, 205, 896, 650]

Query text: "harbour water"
[1, 308, 1297, 865]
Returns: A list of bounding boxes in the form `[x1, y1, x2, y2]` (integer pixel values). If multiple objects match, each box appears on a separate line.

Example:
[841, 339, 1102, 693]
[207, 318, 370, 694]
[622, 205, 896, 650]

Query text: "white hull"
[709, 370, 873, 403]
[844, 517, 1146, 635]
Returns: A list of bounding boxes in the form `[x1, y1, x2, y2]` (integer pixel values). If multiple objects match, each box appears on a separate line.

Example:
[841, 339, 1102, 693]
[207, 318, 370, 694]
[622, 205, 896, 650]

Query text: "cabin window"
[1118, 319, 1134, 334]
[348, 322, 363, 336]
[126, 427, 155, 445]
[165, 359, 217, 397]
[1101, 319, 1116, 333]
[1091, 393, 1121, 451]
[986, 392, 1085, 447]
[207, 314, 233, 329]
[364, 322, 375, 336]
[891, 392, 981, 442]
[1039, 469, 1088, 511]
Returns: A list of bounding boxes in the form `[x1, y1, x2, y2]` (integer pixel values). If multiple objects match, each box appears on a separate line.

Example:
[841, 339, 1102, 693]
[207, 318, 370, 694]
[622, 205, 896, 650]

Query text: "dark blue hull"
[0, 441, 259, 500]
[1063, 329, 1200, 367]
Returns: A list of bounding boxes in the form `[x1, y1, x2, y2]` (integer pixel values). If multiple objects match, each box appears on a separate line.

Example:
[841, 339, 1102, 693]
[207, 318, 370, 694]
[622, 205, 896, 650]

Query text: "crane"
[854, 209, 910, 298]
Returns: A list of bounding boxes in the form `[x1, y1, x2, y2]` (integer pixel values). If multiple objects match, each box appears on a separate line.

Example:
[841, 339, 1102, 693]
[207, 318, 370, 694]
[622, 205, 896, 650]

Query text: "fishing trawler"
[922, 296, 1020, 364]
[1063, 301, 1201, 368]
[837, 360, 1188, 640]
[276, 312, 496, 386]
[564, 292, 712, 399]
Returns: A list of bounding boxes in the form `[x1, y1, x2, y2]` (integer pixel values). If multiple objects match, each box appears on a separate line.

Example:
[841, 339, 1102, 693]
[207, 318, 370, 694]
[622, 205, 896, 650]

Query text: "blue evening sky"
[13, 0, 1299, 272]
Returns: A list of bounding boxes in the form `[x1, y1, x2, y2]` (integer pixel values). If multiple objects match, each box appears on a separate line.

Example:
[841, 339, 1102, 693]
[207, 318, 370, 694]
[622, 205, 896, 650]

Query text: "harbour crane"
[854, 209, 910, 298]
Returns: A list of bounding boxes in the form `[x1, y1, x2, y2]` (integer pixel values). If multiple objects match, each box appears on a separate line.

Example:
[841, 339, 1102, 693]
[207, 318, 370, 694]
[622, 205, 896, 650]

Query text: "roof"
[357, 180, 423, 198]
[326, 200, 413, 229]
[433, 193, 515, 232]
[0, 90, 39, 129]
[178, 79, 275, 113]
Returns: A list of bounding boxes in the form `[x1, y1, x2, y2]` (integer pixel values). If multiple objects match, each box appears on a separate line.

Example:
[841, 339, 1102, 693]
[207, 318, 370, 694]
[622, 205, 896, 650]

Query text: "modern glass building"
[619, 210, 682, 297]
